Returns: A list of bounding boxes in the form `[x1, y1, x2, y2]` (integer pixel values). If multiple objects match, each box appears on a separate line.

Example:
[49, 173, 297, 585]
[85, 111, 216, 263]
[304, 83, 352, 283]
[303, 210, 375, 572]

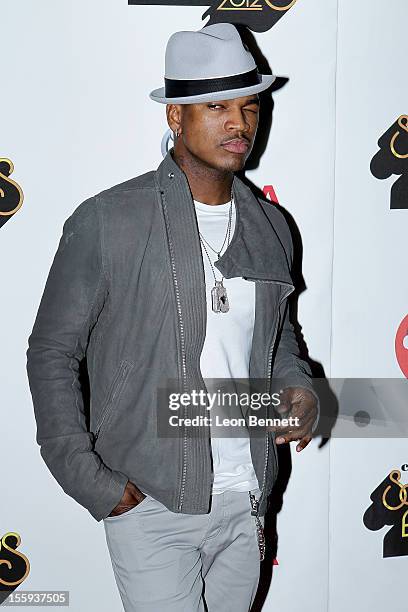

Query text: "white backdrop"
[1, 1, 406, 611]
[329, 2, 407, 611]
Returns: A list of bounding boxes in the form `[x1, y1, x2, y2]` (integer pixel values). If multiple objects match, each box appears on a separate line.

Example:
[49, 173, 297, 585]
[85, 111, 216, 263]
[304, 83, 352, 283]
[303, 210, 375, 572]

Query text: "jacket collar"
[155, 149, 293, 286]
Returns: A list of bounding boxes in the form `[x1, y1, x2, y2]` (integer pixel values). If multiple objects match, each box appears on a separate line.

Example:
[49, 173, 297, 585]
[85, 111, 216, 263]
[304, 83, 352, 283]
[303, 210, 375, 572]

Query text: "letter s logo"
[0, 532, 30, 589]
[0, 159, 24, 227]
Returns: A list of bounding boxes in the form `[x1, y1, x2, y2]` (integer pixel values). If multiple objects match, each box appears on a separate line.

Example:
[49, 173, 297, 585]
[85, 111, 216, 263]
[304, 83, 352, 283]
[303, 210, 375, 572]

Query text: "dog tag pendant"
[211, 279, 229, 313]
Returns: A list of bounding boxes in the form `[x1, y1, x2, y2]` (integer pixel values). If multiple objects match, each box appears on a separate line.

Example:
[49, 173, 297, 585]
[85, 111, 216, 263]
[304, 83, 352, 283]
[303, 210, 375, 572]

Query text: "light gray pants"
[103, 487, 264, 612]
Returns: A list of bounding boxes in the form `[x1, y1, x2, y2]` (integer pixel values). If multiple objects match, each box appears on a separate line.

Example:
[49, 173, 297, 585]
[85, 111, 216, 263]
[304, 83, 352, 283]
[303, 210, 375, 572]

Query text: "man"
[26, 23, 319, 612]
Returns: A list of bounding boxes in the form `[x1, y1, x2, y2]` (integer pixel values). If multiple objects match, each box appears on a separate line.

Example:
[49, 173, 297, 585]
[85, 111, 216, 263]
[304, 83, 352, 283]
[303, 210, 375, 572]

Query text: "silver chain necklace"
[198, 188, 233, 314]
[199, 211, 231, 259]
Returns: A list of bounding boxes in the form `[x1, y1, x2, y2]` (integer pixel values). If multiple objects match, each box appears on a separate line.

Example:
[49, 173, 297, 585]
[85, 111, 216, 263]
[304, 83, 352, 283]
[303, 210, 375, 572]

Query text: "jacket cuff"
[89, 469, 129, 522]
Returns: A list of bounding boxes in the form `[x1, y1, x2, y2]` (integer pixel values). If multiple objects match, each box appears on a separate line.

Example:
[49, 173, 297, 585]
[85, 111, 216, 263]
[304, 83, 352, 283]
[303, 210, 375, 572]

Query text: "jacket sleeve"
[271, 227, 320, 434]
[26, 197, 128, 521]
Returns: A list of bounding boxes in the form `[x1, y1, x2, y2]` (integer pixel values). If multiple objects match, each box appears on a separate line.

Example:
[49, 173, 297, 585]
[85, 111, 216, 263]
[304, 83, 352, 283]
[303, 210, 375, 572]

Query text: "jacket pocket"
[94, 359, 134, 446]
[103, 494, 154, 522]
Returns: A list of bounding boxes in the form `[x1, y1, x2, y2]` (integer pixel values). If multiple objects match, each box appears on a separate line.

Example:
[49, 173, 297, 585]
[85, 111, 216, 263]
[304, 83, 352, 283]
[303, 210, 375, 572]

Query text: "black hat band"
[164, 68, 262, 98]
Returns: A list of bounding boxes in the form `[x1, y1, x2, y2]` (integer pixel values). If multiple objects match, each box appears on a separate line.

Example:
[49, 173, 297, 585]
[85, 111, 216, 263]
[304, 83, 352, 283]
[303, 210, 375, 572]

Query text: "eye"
[208, 104, 224, 110]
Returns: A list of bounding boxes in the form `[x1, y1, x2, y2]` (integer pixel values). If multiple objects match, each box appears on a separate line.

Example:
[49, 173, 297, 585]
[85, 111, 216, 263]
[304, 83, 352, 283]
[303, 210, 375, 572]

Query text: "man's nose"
[225, 109, 249, 134]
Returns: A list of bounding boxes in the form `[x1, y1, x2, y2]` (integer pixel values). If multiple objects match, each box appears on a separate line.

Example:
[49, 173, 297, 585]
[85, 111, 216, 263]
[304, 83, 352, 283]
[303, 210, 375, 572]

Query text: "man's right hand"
[107, 481, 146, 517]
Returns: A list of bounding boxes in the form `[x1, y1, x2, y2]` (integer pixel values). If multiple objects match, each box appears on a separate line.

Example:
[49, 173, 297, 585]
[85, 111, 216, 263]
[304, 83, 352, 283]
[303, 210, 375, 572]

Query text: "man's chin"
[224, 159, 246, 173]
[214, 154, 247, 173]
[190, 149, 247, 173]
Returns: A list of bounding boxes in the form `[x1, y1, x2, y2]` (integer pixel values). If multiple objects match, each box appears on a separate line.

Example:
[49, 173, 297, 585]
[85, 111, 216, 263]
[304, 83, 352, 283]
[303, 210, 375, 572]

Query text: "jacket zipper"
[94, 360, 132, 443]
[245, 279, 294, 506]
[158, 189, 188, 511]
[260, 322, 278, 498]
[261, 284, 294, 502]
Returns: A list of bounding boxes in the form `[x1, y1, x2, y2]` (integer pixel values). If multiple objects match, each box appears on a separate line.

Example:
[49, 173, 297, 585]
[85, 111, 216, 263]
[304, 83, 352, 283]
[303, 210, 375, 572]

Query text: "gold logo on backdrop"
[217, 0, 297, 11]
[264, 0, 297, 9]
[364, 466, 408, 556]
[390, 115, 408, 160]
[0, 158, 24, 217]
[217, 0, 263, 10]
[370, 114, 408, 209]
[382, 470, 408, 538]
[382, 470, 408, 512]
[0, 532, 30, 587]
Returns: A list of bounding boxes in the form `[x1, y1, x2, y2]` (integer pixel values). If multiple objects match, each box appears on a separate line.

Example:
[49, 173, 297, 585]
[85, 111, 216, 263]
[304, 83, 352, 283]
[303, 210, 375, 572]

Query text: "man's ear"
[166, 104, 182, 134]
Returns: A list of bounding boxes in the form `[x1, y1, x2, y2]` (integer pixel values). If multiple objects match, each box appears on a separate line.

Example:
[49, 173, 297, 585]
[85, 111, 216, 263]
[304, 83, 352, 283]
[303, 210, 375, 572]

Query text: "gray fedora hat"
[149, 22, 276, 104]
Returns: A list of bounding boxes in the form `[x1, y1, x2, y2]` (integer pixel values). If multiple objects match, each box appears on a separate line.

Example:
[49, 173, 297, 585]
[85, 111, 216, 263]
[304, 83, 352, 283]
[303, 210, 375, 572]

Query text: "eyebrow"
[244, 97, 260, 106]
[206, 97, 260, 107]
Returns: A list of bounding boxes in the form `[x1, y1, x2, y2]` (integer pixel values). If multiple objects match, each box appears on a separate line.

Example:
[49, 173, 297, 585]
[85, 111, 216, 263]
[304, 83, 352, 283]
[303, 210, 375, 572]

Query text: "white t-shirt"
[194, 198, 259, 494]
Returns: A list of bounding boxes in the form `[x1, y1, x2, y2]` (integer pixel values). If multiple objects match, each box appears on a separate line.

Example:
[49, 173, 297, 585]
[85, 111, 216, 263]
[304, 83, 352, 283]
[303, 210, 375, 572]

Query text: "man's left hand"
[268, 387, 318, 452]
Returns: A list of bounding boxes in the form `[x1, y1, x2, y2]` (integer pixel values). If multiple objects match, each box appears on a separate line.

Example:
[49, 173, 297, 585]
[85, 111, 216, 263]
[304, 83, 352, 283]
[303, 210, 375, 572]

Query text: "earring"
[174, 129, 179, 139]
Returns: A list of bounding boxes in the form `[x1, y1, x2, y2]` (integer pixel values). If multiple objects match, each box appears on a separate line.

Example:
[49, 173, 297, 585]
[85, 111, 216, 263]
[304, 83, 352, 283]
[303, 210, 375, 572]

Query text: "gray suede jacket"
[26, 150, 318, 522]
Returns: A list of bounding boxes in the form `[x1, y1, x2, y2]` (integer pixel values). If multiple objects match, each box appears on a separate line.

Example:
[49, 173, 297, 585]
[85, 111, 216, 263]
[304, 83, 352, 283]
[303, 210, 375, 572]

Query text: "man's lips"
[220, 139, 250, 154]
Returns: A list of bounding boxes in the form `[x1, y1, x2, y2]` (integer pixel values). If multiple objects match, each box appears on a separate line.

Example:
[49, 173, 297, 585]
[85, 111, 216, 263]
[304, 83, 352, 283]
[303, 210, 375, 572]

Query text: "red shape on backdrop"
[263, 185, 279, 204]
[395, 314, 408, 378]
[273, 558, 279, 565]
